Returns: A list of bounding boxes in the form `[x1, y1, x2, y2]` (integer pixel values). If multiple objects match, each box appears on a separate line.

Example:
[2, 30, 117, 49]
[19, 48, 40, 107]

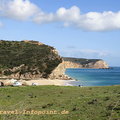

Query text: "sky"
[0, 0, 120, 66]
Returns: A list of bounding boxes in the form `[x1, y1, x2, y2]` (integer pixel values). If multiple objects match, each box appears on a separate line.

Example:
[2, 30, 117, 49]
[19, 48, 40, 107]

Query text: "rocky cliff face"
[62, 57, 109, 69]
[85, 60, 109, 69]
[49, 62, 69, 80]
[62, 61, 83, 68]
[49, 58, 109, 79]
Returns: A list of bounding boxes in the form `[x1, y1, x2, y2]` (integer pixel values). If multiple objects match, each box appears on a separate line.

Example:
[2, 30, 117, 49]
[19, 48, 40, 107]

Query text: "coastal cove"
[0, 0, 120, 119]
[65, 67, 120, 87]
[0, 40, 119, 87]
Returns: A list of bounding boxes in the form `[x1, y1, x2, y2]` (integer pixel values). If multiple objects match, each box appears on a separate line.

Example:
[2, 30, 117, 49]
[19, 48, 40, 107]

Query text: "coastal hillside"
[0, 86, 119, 120]
[63, 57, 109, 69]
[0, 40, 62, 79]
[0, 40, 109, 80]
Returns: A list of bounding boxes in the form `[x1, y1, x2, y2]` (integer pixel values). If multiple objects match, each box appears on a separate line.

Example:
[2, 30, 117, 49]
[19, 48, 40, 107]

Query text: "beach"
[0, 79, 75, 86]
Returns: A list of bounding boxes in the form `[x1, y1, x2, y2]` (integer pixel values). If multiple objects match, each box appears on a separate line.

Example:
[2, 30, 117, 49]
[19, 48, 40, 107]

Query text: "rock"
[62, 57, 109, 69]
[49, 61, 73, 80]
[92, 60, 109, 69]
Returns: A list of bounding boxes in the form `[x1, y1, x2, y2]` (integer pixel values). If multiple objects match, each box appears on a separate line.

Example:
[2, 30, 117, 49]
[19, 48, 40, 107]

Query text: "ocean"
[65, 67, 120, 86]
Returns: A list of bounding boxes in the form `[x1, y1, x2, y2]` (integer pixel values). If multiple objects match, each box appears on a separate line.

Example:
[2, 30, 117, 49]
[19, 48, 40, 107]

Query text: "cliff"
[0, 40, 63, 79]
[62, 57, 109, 69]
[0, 40, 109, 80]
[49, 62, 71, 80]
[49, 57, 109, 80]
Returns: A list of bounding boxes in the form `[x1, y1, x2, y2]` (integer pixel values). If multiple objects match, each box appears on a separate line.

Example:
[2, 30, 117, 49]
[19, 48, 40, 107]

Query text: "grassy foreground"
[0, 85, 120, 120]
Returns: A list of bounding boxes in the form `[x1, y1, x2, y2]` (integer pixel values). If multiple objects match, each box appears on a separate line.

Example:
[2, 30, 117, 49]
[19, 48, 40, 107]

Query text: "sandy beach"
[0, 79, 75, 86]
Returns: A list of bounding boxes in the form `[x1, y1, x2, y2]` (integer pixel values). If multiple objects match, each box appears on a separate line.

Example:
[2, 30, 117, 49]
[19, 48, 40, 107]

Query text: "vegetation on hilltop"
[63, 57, 102, 65]
[0, 40, 62, 78]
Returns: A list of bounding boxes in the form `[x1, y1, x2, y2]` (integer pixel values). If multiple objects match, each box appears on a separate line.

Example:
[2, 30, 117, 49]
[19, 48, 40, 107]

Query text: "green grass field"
[0, 85, 120, 120]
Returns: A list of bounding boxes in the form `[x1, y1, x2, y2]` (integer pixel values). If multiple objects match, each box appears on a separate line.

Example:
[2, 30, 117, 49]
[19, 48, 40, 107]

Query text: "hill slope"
[0, 40, 62, 79]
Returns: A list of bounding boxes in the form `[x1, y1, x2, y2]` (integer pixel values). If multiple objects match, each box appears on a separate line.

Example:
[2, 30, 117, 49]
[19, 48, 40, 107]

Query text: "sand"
[0, 78, 75, 86]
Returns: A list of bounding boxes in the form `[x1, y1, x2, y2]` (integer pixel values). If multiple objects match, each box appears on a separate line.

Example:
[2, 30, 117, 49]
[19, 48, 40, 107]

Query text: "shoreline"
[1, 78, 119, 87]
[0, 79, 119, 87]
[0, 78, 75, 86]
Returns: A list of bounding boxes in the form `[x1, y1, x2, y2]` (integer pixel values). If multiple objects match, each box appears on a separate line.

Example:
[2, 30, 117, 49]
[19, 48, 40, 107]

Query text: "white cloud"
[78, 11, 120, 31]
[33, 12, 55, 24]
[56, 6, 80, 22]
[33, 6, 80, 24]
[0, 0, 39, 20]
[60, 49, 109, 59]
[33, 6, 120, 31]
[0, 0, 120, 31]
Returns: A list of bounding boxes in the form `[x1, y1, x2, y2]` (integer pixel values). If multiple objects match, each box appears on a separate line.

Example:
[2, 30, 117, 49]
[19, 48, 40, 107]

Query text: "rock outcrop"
[49, 62, 72, 80]
[49, 58, 109, 80]
[62, 57, 109, 69]
[85, 60, 109, 69]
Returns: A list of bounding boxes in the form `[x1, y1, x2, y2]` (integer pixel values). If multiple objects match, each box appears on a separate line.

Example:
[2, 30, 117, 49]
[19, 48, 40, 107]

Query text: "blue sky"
[0, 0, 120, 66]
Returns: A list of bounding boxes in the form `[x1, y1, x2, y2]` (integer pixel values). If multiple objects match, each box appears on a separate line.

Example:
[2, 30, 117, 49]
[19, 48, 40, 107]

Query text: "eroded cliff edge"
[49, 57, 109, 79]
[62, 57, 109, 69]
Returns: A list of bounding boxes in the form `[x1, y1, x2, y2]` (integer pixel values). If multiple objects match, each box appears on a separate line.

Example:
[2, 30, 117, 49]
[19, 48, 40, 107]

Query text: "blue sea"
[65, 67, 120, 86]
